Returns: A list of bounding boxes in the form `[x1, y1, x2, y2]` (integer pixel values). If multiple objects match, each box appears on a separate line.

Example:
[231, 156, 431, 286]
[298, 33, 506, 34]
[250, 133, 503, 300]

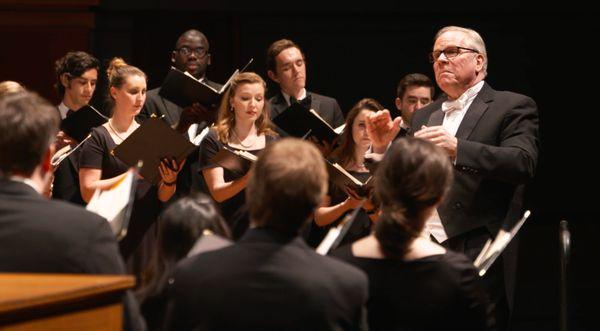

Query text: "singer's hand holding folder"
[112, 118, 196, 185]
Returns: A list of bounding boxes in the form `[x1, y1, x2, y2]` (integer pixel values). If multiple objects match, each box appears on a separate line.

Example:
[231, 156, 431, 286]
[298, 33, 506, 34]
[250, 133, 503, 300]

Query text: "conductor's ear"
[267, 70, 279, 84]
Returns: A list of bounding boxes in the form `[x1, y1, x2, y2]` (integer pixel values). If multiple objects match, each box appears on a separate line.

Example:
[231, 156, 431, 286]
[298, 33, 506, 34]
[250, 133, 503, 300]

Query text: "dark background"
[1, 1, 598, 330]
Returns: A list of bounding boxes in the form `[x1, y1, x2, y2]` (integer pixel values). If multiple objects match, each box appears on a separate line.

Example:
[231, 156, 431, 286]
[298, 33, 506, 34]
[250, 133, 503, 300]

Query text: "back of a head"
[374, 138, 454, 258]
[247, 138, 327, 234]
[0, 81, 26, 99]
[158, 192, 230, 260]
[0, 92, 60, 177]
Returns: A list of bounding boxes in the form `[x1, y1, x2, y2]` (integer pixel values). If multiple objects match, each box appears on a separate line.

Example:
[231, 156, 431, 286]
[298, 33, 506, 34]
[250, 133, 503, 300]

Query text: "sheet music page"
[86, 170, 134, 234]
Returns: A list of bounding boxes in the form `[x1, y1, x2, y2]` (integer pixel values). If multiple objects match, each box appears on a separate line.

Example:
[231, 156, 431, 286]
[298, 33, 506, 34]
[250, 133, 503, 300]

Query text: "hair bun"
[106, 57, 128, 80]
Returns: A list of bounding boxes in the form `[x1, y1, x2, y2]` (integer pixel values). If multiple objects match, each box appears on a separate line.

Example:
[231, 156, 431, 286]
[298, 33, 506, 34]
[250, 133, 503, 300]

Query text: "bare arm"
[314, 194, 363, 227]
[79, 168, 129, 203]
[202, 167, 250, 203]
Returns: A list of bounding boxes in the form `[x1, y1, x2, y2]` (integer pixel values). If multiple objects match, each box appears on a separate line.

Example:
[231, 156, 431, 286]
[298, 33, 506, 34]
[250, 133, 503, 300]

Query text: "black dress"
[331, 245, 494, 331]
[79, 126, 162, 261]
[306, 170, 372, 248]
[198, 129, 276, 240]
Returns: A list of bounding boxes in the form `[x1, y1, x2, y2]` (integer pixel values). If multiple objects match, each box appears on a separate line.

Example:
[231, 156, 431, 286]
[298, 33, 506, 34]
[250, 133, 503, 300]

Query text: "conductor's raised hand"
[365, 109, 403, 153]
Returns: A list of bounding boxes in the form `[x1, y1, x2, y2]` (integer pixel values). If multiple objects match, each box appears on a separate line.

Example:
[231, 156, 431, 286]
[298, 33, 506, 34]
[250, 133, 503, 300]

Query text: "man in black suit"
[0, 92, 145, 331]
[164, 138, 368, 331]
[394, 72, 435, 136]
[52, 51, 100, 205]
[266, 39, 345, 143]
[367, 26, 539, 330]
[138, 29, 222, 197]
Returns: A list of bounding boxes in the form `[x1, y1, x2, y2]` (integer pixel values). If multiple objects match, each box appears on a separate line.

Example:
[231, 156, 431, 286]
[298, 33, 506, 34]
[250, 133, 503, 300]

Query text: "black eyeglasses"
[176, 46, 208, 57]
[429, 46, 479, 63]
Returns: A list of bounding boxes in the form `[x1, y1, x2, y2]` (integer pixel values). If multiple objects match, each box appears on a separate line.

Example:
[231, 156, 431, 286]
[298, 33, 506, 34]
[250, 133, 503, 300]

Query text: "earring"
[230, 106, 234, 112]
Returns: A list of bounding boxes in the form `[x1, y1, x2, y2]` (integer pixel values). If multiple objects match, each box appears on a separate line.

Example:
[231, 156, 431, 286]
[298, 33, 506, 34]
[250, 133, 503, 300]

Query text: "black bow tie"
[66, 109, 75, 118]
[290, 94, 312, 110]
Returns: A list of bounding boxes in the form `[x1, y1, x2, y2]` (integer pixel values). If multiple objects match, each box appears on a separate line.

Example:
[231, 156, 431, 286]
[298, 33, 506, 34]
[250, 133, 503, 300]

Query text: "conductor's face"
[172, 34, 211, 79]
[432, 30, 484, 99]
[271, 47, 306, 97]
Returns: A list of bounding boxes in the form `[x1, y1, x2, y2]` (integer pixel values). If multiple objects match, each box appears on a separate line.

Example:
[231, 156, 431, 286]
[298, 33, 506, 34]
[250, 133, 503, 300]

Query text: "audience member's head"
[172, 29, 211, 80]
[216, 72, 273, 142]
[395, 73, 435, 124]
[0, 92, 60, 182]
[332, 98, 384, 167]
[0, 81, 26, 98]
[374, 138, 453, 258]
[54, 51, 99, 109]
[138, 192, 230, 296]
[247, 138, 327, 235]
[106, 57, 147, 114]
[266, 39, 306, 97]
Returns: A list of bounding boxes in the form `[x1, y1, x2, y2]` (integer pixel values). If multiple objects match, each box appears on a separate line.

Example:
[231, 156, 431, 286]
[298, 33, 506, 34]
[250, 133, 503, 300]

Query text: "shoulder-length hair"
[215, 72, 275, 143]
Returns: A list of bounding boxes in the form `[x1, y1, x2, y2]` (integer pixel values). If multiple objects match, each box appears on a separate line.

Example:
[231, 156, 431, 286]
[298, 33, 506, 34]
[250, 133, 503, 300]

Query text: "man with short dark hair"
[394, 73, 435, 131]
[52, 51, 100, 205]
[266, 39, 345, 142]
[164, 138, 368, 331]
[0, 92, 144, 331]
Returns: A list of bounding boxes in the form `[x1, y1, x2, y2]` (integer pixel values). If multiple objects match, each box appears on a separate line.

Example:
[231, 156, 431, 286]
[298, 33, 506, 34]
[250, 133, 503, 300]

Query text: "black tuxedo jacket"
[411, 82, 539, 238]
[268, 90, 345, 129]
[0, 179, 145, 331]
[163, 227, 368, 331]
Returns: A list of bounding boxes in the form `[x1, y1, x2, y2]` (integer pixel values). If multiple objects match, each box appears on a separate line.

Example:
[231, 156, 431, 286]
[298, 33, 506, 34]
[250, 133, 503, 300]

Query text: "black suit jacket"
[163, 227, 368, 331]
[268, 90, 345, 129]
[411, 82, 539, 238]
[0, 179, 145, 330]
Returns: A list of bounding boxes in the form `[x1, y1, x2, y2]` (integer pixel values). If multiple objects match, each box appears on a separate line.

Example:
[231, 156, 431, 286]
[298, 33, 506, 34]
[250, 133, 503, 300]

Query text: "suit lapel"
[269, 93, 288, 119]
[454, 83, 494, 140]
[427, 108, 445, 126]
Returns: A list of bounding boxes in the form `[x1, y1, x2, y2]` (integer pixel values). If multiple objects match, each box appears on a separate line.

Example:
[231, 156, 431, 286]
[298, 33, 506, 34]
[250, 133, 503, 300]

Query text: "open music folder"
[158, 59, 253, 108]
[86, 168, 137, 241]
[474, 210, 532, 276]
[60, 105, 108, 143]
[272, 103, 341, 144]
[326, 160, 372, 198]
[112, 117, 196, 185]
[209, 146, 257, 175]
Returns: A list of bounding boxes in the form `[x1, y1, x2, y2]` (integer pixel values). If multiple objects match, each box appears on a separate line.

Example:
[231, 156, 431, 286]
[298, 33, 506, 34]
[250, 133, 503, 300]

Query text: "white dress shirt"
[425, 80, 485, 243]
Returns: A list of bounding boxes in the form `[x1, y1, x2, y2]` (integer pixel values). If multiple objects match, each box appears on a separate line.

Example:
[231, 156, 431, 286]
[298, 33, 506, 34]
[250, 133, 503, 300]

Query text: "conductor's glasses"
[176, 47, 208, 57]
[429, 46, 479, 63]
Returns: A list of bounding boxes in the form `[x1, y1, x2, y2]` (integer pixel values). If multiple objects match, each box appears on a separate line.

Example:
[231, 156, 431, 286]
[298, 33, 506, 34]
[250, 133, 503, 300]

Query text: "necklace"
[108, 119, 127, 143]
[231, 129, 255, 149]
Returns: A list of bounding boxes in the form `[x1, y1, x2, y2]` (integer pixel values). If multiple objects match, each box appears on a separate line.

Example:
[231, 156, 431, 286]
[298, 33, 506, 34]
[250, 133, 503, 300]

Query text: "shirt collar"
[441, 80, 485, 114]
[8, 175, 41, 194]
[282, 88, 307, 106]
[58, 102, 69, 120]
